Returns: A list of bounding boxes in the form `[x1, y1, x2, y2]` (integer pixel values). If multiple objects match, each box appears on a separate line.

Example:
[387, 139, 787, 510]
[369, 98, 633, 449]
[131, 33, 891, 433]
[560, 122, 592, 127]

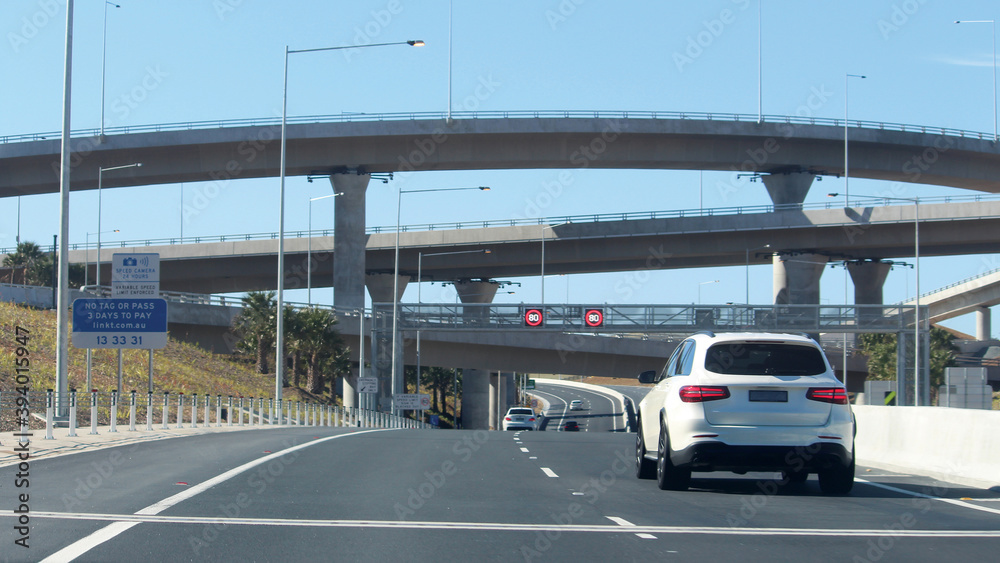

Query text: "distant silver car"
[569, 400, 583, 410]
[503, 407, 538, 431]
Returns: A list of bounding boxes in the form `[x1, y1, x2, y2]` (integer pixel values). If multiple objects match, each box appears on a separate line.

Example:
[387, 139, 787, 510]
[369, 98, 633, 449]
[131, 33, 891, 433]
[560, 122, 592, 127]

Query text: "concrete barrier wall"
[854, 405, 1000, 490]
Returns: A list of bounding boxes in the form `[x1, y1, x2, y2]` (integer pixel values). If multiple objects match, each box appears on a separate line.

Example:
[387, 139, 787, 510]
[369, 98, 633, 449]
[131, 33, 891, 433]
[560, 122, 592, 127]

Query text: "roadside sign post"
[358, 377, 379, 394]
[73, 253, 166, 394]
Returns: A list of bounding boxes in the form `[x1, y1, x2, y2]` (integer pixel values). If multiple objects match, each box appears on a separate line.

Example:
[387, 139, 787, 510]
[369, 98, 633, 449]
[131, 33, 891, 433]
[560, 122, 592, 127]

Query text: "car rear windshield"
[704, 342, 827, 376]
[508, 408, 533, 415]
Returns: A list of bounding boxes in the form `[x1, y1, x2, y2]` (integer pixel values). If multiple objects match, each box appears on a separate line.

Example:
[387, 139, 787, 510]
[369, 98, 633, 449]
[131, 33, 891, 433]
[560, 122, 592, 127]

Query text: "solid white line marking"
[39, 428, 392, 563]
[541, 467, 558, 478]
[22, 512, 1000, 537]
[856, 479, 1000, 516]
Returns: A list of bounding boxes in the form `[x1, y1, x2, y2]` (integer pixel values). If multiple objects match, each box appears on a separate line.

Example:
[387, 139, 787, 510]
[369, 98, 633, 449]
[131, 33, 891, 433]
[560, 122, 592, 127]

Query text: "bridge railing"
[381, 303, 927, 334]
[18, 192, 1000, 256]
[2, 110, 993, 144]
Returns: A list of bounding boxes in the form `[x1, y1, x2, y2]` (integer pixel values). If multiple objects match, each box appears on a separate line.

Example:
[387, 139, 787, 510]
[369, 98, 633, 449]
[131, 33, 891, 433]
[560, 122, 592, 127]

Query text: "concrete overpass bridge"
[48, 196, 1000, 312]
[6, 110, 1000, 428]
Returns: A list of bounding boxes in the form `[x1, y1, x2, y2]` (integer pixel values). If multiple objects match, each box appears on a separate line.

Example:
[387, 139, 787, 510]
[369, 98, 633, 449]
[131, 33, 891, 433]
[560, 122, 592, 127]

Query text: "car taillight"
[529, 417, 535, 422]
[505, 417, 512, 421]
[679, 385, 730, 403]
[807, 387, 848, 405]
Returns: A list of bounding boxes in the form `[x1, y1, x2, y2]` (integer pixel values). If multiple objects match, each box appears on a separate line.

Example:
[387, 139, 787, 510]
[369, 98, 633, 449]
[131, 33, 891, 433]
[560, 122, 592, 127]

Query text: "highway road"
[2, 426, 1000, 562]
[530, 381, 628, 433]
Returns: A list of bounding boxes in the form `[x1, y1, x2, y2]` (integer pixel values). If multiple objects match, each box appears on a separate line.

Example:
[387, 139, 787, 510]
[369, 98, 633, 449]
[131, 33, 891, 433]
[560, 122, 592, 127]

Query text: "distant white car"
[635, 331, 855, 495]
[569, 400, 583, 410]
[503, 407, 537, 431]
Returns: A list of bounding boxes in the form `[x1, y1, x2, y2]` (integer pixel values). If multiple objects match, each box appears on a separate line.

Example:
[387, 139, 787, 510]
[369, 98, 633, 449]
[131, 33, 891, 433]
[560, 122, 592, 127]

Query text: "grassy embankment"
[0, 301, 326, 430]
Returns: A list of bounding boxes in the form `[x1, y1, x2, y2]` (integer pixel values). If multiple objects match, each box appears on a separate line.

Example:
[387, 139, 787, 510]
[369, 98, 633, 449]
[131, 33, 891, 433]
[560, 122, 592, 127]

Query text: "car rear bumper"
[671, 441, 852, 473]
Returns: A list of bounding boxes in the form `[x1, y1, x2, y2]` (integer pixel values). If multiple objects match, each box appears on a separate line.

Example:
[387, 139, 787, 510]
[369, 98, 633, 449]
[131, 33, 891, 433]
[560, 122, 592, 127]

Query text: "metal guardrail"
[0, 389, 432, 437]
[10, 193, 1000, 256]
[2, 110, 993, 144]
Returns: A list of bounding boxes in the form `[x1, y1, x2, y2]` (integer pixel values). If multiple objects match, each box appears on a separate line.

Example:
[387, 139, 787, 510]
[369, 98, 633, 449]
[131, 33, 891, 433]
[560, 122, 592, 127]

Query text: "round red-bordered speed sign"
[524, 308, 544, 327]
[584, 308, 604, 327]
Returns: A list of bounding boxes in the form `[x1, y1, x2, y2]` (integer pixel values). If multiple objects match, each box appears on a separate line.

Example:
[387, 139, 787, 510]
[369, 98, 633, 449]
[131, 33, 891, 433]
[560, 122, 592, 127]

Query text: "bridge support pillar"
[365, 273, 409, 303]
[761, 172, 815, 208]
[977, 306, 992, 341]
[330, 173, 371, 310]
[773, 253, 828, 305]
[848, 260, 892, 306]
[456, 280, 500, 430]
[489, 372, 506, 431]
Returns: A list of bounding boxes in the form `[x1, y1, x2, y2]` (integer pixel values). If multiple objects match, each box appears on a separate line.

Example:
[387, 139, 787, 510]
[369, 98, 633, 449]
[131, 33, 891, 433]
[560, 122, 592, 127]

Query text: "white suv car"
[503, 407, 538, 431]
[635, 332, 855, 495]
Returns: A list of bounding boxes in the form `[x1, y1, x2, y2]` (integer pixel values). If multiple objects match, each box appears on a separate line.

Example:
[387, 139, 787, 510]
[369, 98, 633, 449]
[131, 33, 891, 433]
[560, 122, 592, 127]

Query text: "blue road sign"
[72, 298, 168, 349]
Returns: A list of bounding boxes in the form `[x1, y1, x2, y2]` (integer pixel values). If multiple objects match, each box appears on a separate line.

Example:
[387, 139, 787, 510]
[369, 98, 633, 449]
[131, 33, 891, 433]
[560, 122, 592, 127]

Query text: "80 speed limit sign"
[584, 308, 604, 327]
[524, 308, 544, 327]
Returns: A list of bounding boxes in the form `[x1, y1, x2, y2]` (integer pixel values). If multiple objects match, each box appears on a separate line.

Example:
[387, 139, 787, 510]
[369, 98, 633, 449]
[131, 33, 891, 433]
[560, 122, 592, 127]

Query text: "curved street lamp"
[390, 186, 489, 415]
[829, 192, 921, 405]
[276, 39, 424, 408]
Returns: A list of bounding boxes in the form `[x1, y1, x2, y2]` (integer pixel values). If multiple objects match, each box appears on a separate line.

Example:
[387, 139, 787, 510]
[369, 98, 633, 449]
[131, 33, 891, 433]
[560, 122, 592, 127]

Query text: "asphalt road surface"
[531, 381, 627, 433]
[3, 424, 1000, 562]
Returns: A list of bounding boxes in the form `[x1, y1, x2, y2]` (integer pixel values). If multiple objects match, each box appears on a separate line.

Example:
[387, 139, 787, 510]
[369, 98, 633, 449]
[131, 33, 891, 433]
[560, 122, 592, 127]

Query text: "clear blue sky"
[2, 0, 999, 337]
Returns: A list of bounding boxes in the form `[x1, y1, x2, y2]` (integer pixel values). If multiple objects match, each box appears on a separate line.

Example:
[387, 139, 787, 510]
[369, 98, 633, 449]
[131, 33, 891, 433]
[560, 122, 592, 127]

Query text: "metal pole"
[276, 45, 290, 406]
[540, 226, 545, 307]
[100, 1, 118, 137]
[914, 200, 921, 405]
[308, 196, 312, 305]
[757, 0, 762, 123]
[97, 169, 103, 288]
[448, 0, 453, 122]
[745, 248, 750, 304]
[391, 187, 402, 416]
[844, 74, 848, 207]
[55, 0, 74, 418]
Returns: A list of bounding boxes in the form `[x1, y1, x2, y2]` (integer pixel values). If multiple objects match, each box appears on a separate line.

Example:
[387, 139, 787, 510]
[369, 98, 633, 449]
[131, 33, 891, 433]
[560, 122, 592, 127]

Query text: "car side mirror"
[638, 370, 657, 384]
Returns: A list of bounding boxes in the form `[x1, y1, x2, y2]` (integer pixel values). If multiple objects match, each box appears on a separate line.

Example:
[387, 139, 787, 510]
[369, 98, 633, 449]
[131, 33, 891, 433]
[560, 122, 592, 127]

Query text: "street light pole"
[540, 222, 568, 308]
[829, 192, 920, 405]
[307, 192, 342, 306]
[277, 39, 424, 408]
[955, 20, 997, 141]
[415, 248, 490, 413]
[391, 186, 489, 415]
[97, 163, 141, 289]
[100, 1, 120, 138]
[844, 73, 866, 207]
[698, 280, 720, 304]
[86, 229, 119, 287]
[745, 244, 770, 304]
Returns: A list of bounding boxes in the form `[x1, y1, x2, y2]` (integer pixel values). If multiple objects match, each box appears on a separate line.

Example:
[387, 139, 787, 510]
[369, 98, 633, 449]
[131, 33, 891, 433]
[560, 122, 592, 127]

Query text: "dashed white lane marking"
[38, 428, 393, 563]
[606, 516, 633, 526]
[520, 447, 530, 452]
[529, 456, 538, 460]
[18, 512, 1000, 537]
[856, 479, 1000, 516]
[541, 467, 559, 478]
[607, 516, 657, 539]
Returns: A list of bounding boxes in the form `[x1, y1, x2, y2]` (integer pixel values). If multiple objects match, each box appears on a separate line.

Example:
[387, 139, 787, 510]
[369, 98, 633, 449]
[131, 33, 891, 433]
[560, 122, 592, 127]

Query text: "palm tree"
[3, 241, 48, 285]
[284, 305, 304, 387]
[296, 307, 343, 394]
[232, 291, 277, 374]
